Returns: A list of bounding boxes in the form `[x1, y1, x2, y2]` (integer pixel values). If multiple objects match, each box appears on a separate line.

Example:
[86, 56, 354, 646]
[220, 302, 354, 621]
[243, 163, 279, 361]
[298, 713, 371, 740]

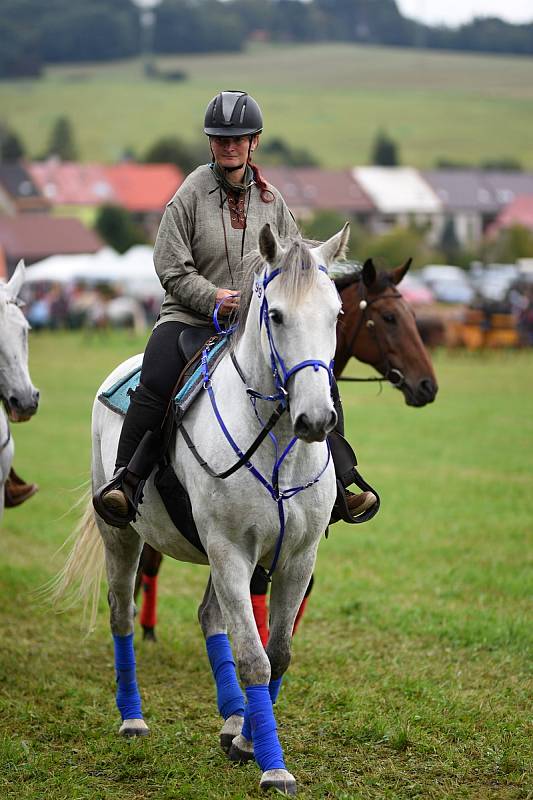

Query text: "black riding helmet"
[204, 90, 263, 137]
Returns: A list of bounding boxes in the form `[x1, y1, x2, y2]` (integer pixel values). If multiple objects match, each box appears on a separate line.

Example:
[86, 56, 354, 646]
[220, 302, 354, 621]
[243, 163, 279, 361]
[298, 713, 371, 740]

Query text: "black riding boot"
[328, 379, 380, 524]
[92, 383, 168, 528]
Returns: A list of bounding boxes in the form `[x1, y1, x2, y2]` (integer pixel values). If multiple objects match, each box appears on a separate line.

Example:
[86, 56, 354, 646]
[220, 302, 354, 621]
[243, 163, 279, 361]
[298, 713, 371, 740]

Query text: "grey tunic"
[153, 164, 299, 328]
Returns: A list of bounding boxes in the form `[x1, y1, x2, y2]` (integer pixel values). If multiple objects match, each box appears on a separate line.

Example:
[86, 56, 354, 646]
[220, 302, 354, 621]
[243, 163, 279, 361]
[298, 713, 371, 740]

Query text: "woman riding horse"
[93, 90, 376, 527]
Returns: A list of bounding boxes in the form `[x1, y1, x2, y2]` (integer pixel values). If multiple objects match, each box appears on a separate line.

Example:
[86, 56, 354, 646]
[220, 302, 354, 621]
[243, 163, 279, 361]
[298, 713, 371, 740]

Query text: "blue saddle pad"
[98, 336, 229, 417]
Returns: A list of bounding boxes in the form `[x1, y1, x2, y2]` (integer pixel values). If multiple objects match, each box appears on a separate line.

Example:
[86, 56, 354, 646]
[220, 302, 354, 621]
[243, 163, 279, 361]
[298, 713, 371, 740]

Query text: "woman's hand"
[215, 288, 240, 316]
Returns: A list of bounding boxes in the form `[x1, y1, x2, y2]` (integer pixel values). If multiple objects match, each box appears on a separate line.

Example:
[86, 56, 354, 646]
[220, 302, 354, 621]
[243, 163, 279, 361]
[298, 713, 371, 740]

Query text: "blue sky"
[396, 0, 533, 27]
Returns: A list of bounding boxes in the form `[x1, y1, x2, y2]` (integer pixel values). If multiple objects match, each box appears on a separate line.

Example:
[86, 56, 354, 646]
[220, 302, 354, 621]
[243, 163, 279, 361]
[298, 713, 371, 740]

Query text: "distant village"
[1, 158, 533, 277]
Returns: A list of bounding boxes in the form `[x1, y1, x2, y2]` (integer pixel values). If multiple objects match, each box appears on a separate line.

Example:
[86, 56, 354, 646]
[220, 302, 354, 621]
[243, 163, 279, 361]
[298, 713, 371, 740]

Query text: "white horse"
[59, 223, 349, 795]
[0, 261, 40, 522]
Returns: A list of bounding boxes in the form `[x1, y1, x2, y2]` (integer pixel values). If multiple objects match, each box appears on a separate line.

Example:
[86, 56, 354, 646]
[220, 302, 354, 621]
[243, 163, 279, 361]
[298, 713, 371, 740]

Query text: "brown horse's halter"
[338, 279, 406, 389]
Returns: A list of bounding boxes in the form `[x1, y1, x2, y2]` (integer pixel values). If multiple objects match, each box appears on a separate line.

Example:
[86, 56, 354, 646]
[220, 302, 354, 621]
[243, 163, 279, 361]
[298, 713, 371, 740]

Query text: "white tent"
[25, 246, 163, 299]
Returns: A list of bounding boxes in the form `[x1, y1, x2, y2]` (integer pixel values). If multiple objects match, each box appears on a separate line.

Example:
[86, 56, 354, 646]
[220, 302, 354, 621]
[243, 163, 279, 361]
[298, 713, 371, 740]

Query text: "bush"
[371, 129, 400, 167]
[95, 205, 147, 254]
[143, 136, 207, 175]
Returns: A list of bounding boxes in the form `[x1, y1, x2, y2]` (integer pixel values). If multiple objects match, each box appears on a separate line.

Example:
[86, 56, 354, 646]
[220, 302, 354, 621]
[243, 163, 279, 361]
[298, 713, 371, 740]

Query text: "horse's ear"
[259, 223, 278, 264]
[317, 222, 350, 266]
[6, 260, 26, 300]
[362, 258, 377, 288]
[389, 258, 412, 286]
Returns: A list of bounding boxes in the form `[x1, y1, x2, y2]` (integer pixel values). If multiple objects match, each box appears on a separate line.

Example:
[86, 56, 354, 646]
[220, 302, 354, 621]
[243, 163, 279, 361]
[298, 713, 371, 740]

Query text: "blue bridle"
[255, 265, 334, 402]
[201, 263, 335, 577]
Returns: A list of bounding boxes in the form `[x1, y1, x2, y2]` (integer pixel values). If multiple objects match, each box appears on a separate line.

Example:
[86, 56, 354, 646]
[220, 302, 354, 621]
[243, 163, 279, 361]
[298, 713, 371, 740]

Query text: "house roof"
[423, 169, 499, 213]
[0, 214, 103, 264]
[28, 160, 114, 205]
[262, 167, 373, 214]
[353, 167, 442, 214]
[481, 171, 533, 209]
[0, 164, 43, 200]
[27, 160, 183, 212]
[262, 167, 304, 207]
[487, 195, 533, 237]
[106, 163, 182, 212]
[293, 168, 373, 212]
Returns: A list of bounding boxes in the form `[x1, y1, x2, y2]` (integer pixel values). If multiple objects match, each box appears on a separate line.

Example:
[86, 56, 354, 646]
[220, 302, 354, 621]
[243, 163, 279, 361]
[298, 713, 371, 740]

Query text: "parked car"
[469, 263, 519, 303]
[419, 265, 474, 305]
[398, 273, 435, 305]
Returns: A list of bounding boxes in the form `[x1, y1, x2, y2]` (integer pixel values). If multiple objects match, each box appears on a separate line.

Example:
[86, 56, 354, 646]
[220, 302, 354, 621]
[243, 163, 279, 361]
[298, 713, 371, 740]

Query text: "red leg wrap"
[251, 593, 269, 646]
[139, 574, 157, 629]
[292, 596, 309, 636]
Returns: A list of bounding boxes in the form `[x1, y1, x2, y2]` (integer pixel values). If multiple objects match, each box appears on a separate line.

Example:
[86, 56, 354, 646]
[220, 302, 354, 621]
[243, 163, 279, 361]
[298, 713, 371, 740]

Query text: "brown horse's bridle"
[338, 279, 406, 389]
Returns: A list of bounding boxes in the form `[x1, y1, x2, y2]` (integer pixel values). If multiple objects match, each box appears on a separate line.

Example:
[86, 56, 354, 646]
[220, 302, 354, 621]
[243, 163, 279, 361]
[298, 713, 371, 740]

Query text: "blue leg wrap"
[206, 633, 245, 720]
[113, 633, 143, 721]
[242, 675, 283, 741]
[245, 685, 285, 772]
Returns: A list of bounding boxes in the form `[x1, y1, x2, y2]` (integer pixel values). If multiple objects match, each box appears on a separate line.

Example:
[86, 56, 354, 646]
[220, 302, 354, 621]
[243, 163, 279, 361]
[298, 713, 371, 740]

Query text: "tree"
[0, 15, 42, 77]
[483, 225, 533, 263]
[154, 0, 245, 54]
[143, 136, 206, 175]
[439, 216, 460, 261]
[46, 116, 79, 161]
[259, 137, 319, 167]
[362, 224, 444, 268]
[0, 123, 26, 162]
[370, 130, 399, 167]
[300, 211, 367, 261]
[481, 158, 523, 172]
[95, 205, 147, 254]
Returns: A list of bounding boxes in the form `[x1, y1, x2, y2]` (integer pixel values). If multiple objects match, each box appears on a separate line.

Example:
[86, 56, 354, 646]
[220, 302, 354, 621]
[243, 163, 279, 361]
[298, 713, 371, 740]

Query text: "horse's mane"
[232, 236, 320, 344]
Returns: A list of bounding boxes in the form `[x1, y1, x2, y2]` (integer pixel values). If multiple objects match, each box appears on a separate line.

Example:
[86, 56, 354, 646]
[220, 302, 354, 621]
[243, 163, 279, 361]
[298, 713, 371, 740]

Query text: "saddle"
[98, 327, 226, 418]
[98, 327, 223, 556]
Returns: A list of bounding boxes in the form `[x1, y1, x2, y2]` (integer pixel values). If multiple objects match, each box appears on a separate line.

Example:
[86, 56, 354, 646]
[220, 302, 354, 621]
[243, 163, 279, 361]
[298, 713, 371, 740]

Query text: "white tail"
[48, 490, 105, 632]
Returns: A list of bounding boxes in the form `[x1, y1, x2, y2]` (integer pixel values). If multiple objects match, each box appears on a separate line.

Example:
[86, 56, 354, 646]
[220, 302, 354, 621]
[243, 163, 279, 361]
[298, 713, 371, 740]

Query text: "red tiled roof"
[0, 214, 103, 263]
[105, 163, 183, 212]
[28, 161, 114, 205]
[295, 168, 373, 212]
[262, 167, 373, 214]
[27, 160, 184, 212]
[487, 194, 533, 237]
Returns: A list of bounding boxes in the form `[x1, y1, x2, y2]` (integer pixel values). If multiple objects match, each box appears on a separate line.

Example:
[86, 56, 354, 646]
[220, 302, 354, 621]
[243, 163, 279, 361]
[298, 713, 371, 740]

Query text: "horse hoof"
[219, 714, 244, 753]
[142, 626, 157, 642]
[119, 718, 150, 737]
[260, 769, 297, 795]
[228, 733, 255, 763]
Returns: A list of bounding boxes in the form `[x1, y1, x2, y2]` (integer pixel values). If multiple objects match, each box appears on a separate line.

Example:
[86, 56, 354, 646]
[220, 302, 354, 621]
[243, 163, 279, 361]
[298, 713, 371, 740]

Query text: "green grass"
[1, 332, 533, 798]
[2, 43, 533, 168]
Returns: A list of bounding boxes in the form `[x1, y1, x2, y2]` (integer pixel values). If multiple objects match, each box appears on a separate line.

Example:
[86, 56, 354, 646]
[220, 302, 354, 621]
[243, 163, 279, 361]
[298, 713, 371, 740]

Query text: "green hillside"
[2, 43, 533, 168]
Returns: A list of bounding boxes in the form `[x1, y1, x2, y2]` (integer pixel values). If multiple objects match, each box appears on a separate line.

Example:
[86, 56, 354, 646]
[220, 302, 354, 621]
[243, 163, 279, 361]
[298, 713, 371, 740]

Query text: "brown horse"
[136, 257, 438, 640]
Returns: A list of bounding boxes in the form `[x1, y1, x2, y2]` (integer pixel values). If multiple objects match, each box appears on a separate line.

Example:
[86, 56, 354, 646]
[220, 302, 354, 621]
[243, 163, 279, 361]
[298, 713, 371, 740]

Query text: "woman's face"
[210, 134, 259, 169]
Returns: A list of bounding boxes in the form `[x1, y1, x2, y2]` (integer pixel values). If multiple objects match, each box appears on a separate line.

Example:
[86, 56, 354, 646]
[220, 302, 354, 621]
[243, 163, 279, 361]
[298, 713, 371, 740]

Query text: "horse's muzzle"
[294, 409, 337, 442]
[6, 389, 40, 422]
[402, 377, 438, 407]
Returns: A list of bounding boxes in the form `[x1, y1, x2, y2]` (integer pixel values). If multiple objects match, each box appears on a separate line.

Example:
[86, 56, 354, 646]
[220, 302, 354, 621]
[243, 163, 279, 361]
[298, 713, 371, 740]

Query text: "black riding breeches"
[140, 320, 192, 399]
[115, 321, 194, 470]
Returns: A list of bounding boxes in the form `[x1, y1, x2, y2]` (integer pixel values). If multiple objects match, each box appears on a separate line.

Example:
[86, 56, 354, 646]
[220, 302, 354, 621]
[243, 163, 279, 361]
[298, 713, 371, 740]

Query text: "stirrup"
[92, 467, 144, 528]
[328, 431, 380, 525]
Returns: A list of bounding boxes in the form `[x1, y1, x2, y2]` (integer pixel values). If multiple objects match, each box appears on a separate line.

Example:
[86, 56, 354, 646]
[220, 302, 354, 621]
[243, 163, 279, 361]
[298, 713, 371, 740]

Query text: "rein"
[0, 424, 11, 454]
[338, 280, 405, 389]
[179, 263, 333, 577]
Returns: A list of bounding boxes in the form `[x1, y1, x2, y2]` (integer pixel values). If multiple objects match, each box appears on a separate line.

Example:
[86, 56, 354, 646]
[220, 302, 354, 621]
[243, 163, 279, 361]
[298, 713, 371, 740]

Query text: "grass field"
[1, 331, 532, 798]
[2, 43, 533, 168]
